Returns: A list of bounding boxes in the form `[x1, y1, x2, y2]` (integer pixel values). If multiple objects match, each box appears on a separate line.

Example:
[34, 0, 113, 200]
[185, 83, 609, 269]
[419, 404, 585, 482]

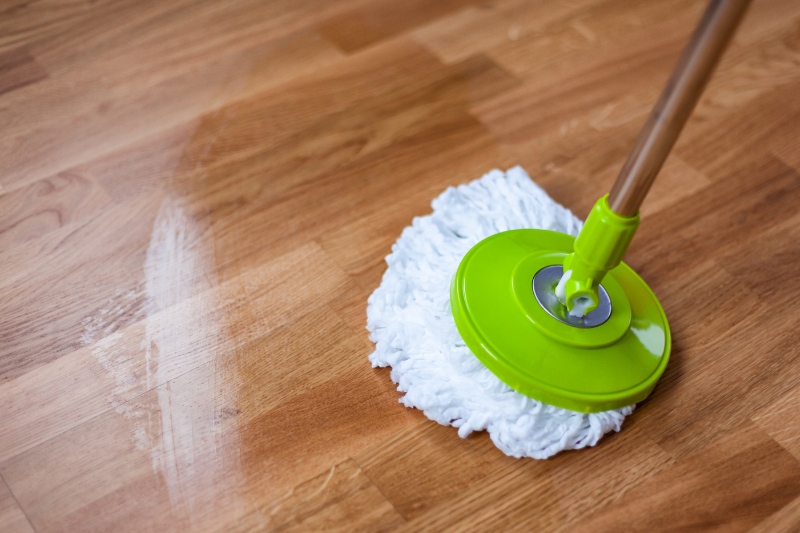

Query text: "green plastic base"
[451, 229, 670, 413]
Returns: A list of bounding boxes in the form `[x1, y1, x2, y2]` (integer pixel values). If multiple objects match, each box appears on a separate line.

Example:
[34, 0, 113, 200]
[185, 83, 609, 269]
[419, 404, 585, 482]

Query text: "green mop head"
[367, 167, 653, 459]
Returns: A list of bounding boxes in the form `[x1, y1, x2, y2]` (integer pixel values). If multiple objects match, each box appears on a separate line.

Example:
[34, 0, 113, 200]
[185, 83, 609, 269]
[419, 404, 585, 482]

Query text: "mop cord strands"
[367, 167, 633, 459]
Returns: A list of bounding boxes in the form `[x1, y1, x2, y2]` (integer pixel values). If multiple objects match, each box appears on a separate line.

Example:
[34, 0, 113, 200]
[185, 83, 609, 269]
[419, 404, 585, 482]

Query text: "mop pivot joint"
[559, 195, 639, 316]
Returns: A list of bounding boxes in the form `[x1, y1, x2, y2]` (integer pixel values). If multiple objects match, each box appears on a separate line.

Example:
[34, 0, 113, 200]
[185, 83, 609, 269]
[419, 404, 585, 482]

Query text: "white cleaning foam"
[366, 167, 633, 459]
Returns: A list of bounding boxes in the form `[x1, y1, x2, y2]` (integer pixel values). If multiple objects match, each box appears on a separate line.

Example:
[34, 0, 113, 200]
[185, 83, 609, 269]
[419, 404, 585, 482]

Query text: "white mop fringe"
[366, 166, 634, 459]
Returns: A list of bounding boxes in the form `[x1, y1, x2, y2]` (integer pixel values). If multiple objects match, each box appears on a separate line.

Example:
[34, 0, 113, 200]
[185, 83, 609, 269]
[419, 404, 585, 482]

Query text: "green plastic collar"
[561, 195, 639, 314]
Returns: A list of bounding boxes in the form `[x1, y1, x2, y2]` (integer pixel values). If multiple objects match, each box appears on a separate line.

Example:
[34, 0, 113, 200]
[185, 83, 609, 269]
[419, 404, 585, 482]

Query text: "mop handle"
[607, 0, 751, 216]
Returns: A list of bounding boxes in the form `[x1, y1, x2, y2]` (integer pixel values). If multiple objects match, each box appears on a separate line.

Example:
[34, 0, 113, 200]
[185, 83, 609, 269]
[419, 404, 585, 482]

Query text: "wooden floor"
[1, 0, 799, 530]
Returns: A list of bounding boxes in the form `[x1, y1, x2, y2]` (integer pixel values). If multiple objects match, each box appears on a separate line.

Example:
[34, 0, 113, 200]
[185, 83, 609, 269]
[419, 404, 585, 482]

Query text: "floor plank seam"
[349, 456, 408, 526]
[0, 470, 37, 533]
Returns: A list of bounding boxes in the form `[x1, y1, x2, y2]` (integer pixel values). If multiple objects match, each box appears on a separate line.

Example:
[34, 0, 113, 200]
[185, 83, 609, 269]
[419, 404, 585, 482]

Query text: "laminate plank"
[766, 111, 800, 174]
[475, 1, 800, 190]
[194, 111, 507, 291]
[734, 0, 800, 45]
[98, 100, 504, 312]
[0, 0, 146, 54]
[355, 422, 518, 520]
[79, 123, 199, 203]
[526, 144, 712, 222]
[472, 44, 682, 194]
[0, 26, 345, 194]
[87, 48, 477, 209]
[443, 54, 522, 104]
[317, 128, 512, 289]
[160, 53, 515, 226]
[386, 425, 672, 531]
[229, 304, 377, 421]
[0, 32, 375, 356]
[690, 26, 800, 127]
[317, 0, 479, 53]
[225, 459, 405, 532]
[631, 156, 800, 285]
[717, 214, 800, 311]
[11, 0, 347, 70]
[329, 283, 378, 350]
[676, 80, 800, 180]
[484, 0, 799, 132]
[0, 316, 413, 532]
[85, 41, 512, 227]
[0, 46, 46, 96]
[749, 494, 800, 533]
[475, 50, 672, 147]
[413, 0, 602, 64]
[0, 475, 33, 533]
[635, 310, 800, 460]
[573, 422, 800, 532]
[0, 242, 354, 462]
[753, 383, 800, 462]
[485, 0, 701, 81]
[164, 42, 510, 182]
[0, 193, 161, 380]
[413, 5, 515, 64]
[0, 170, 113, 253]
[636, 158, 713, 217]
[0, 192, 160, 292]
[467, 81, 668, 223]
[650, 258, 767, 353]
[0, 43, 514, 384]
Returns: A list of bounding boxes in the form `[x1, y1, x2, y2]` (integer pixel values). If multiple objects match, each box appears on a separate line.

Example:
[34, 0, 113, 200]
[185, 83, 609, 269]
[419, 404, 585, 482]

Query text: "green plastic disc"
[450, 229, 670, 413]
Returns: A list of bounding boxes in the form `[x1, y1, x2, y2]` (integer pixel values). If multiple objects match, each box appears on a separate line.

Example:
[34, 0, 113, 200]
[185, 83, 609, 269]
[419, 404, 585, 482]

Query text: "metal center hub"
[532, 265, 612, 328]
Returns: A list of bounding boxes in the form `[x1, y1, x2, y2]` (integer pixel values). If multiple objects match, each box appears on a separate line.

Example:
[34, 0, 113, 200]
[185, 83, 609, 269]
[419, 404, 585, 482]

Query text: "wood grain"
[1, 0, 799, 531]
[0, 475, 33, 533]
[385, 425, 672, 531]
[0, 47, 46, 96]
[226, 460, 405, 532]
[750, 494, 800, 533]
[0, 170, 113, 252]
[753, 382, 800, 461]
[317, 0, 480, 53]
[573, 422, 800, 532]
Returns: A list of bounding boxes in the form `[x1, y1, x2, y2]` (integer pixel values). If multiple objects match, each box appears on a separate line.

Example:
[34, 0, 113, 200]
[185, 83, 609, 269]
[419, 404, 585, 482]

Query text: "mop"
[368, 167, 633, 458]
[367, 0, 750, 459]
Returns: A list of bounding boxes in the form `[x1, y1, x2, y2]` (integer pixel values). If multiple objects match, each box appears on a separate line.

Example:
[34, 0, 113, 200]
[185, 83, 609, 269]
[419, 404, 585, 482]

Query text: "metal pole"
[607, 0, 752, 216]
